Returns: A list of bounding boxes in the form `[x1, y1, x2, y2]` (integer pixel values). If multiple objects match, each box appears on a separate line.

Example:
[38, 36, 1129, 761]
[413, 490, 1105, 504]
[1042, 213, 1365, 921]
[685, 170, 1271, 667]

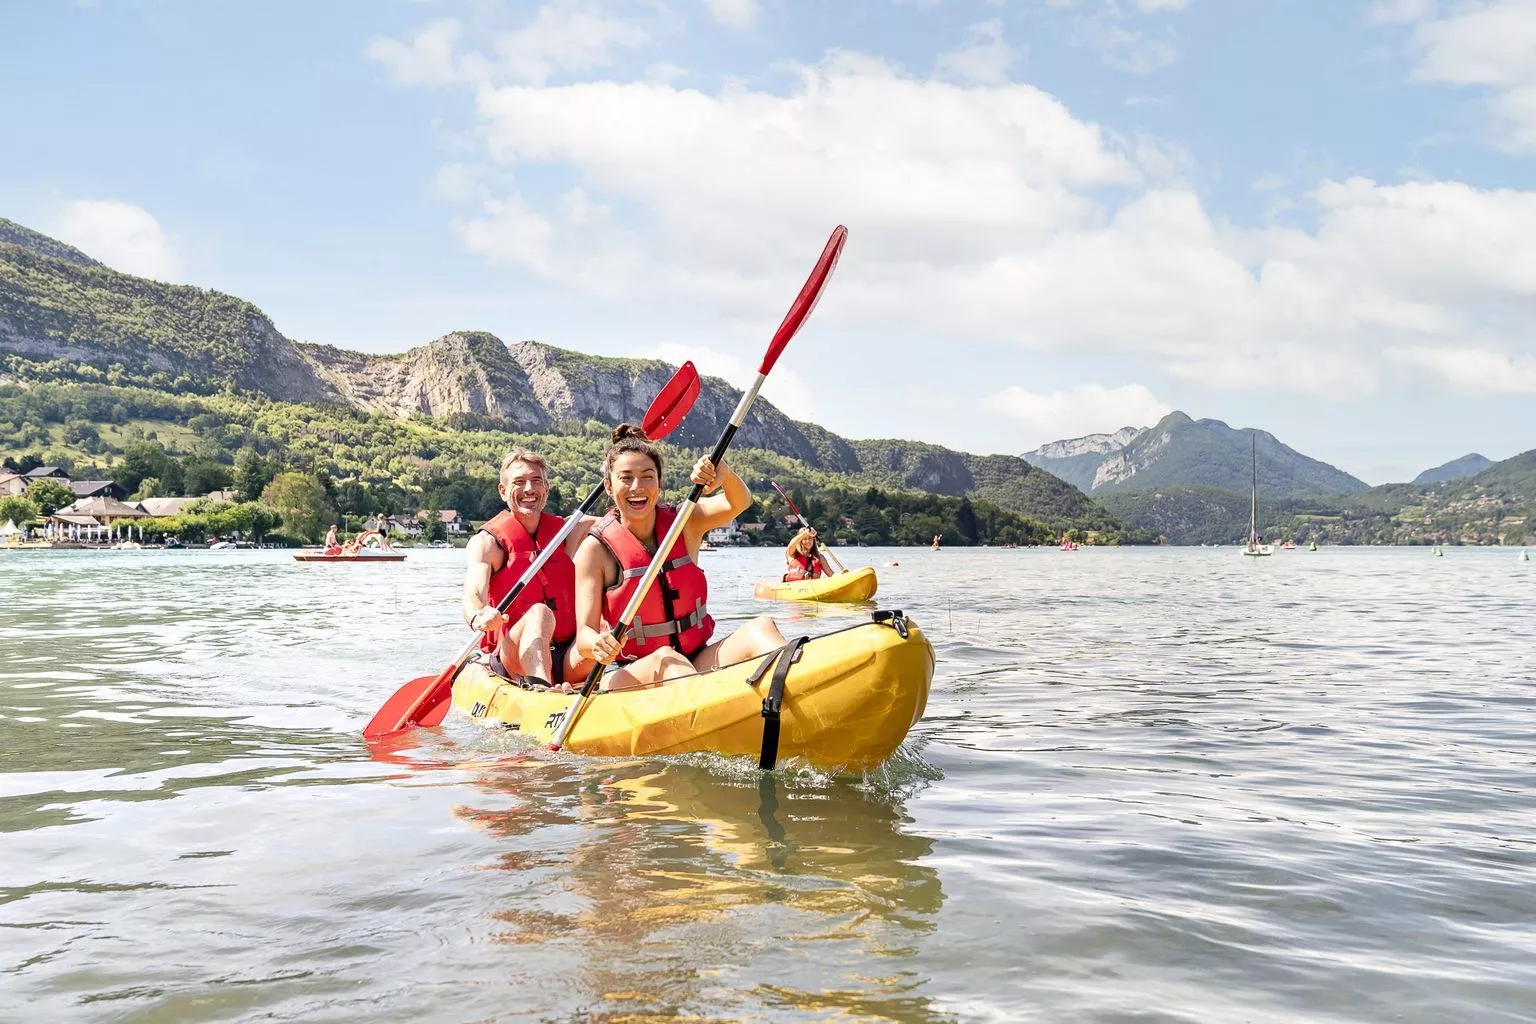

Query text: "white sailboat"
[1242, 434, 1273, 557]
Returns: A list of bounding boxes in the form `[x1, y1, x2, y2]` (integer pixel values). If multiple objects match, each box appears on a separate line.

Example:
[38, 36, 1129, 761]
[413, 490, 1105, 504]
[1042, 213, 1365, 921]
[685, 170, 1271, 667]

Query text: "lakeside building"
[416, 509, 468, 533]
[69, 480, 128, 501]
[706, 521, 745, 546]
[48, 496, 149, 544]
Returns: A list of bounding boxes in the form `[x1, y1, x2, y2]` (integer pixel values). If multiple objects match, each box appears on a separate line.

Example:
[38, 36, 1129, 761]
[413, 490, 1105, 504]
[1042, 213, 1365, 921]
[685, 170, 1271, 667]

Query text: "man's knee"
[517, 604, 556, 638]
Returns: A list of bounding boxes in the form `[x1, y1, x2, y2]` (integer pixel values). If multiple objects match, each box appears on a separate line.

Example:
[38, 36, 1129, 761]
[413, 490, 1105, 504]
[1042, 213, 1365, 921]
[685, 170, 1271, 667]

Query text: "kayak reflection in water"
[575, 424, 786, 692]
[782, 527, 826, 582]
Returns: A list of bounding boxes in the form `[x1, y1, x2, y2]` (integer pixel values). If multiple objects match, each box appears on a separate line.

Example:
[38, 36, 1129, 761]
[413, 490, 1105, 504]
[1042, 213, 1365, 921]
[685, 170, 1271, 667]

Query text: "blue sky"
[4, 0, 1535, 484]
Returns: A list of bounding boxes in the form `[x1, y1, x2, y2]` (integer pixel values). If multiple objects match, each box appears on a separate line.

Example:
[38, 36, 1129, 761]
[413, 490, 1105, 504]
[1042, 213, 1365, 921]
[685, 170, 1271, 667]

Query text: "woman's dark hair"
[602, 423, 664, 482]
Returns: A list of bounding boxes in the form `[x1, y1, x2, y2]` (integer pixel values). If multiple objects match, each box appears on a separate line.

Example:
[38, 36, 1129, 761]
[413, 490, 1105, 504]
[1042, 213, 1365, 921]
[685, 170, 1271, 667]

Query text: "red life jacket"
[478, 511, 577, 653]
[783, 550, 824, 582]
[590, 504, 713, 660]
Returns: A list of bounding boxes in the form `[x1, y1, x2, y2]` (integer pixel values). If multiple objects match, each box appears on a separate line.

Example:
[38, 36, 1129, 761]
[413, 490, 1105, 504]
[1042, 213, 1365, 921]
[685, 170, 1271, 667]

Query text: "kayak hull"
[753, 565, 878, 603]
[452, 616, 932, 771]
[294, 553, 407, 562]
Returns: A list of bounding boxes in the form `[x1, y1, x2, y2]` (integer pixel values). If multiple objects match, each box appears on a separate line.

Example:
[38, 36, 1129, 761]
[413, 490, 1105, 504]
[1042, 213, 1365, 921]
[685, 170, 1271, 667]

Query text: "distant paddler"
[783, 527, 827, 582]
[463, 449, 597, 689]
[770, 481, 847, 581]
[323, 523, 341, 556]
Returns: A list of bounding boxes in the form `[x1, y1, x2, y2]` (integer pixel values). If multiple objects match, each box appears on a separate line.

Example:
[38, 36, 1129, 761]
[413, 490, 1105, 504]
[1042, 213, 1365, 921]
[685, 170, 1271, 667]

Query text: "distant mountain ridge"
[1023, 411, 1369, 497]
[1099, 447, 1534, 546]
[0, 215, 1111, 530]
[1413, 453, 1494, 485]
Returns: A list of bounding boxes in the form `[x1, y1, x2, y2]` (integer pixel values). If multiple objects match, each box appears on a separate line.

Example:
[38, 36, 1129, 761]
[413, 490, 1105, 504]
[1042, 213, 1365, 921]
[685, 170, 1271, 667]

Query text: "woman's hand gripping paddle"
[771, 480, 848, 574]
[362, 361, 701, 742]
[549, 225, 849, 753]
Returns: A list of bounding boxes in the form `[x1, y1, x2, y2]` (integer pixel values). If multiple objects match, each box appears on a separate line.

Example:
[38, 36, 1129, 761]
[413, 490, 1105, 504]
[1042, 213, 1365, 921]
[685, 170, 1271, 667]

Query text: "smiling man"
[462, 449, 597, 690]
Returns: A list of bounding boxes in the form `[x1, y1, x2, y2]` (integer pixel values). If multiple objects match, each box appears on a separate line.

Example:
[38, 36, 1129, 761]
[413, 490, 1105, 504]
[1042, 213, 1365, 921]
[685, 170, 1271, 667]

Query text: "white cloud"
[1368, 0, 1437, 26]
[936, 19, 1015, 85]
[1387, 345, 1536, 393]
[985, 383, 1170, 446]
[1385, 0, 1536, 150]
[495, 0, 649, 84]
[48, 200, 181, 280]
[366, 18, 471, 86]
[1091, 21, 1179, 73]
[381, 35, 1536, 402]
[649, 342, 817, 420]
[1133, 0, 1189, 11]
[703, 0, 760, 30]
[367, 1, 649, 87]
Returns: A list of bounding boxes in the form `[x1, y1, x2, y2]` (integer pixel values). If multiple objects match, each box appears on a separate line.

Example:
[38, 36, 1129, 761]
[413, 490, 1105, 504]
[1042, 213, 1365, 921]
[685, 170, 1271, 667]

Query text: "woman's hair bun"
[610, 422, 652, 444]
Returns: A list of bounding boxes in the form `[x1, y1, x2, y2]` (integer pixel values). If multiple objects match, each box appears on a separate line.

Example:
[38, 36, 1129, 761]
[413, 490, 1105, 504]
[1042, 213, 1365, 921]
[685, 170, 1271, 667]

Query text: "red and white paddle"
[550, 225, 849, 753]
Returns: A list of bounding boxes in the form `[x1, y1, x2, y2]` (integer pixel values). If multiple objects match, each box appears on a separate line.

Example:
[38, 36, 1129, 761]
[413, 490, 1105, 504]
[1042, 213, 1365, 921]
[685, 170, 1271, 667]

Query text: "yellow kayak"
[753, 565, 878, 603]
[452, 613, 931, 771]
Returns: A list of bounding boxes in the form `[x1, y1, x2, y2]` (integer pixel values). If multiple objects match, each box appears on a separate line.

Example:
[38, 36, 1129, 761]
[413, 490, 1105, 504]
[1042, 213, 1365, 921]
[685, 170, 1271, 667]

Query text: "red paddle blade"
[761, 225, 847, 375]
[643, 360, 699, 440]
[363, 668, 451, 741]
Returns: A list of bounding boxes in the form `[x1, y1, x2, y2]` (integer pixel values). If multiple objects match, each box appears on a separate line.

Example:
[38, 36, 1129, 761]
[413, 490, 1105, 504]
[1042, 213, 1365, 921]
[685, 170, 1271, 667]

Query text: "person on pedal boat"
[463, 449, 597, 690]
[575, 424, 786, 692]
[782, 527, 826, 582]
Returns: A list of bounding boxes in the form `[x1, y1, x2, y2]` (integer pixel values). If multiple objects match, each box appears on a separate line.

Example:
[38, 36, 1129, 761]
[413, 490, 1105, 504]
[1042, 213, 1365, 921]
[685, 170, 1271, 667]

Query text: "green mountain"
[1100, 449, 1535, 545]
[1412, 453, 1494, 485]
[1023, 412, 1369, 497]
[0, 216, 1138, 542]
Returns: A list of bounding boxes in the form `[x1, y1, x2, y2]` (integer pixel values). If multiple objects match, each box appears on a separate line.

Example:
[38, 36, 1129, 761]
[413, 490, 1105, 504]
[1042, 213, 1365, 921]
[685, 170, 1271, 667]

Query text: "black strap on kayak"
[747, 635, 808, 770]
[872, 608, 909, 639]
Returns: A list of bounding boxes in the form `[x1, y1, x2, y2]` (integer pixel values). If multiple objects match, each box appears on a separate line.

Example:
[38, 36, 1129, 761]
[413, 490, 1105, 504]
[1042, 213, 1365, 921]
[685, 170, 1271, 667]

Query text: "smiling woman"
[573, 423, 786, 692]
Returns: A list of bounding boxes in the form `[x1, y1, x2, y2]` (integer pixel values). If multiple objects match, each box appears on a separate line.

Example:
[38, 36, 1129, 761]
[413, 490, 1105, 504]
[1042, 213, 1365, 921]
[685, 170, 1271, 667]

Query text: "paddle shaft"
[772, 481, 847, 574]
[549, 375, 765, 751]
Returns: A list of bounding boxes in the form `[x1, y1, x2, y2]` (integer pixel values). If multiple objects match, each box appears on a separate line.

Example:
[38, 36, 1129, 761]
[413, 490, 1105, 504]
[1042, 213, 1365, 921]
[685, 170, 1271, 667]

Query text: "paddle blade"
[760, 225, 847, 375]
[643, 360, 699, 441]
[362, 667, 453, 741]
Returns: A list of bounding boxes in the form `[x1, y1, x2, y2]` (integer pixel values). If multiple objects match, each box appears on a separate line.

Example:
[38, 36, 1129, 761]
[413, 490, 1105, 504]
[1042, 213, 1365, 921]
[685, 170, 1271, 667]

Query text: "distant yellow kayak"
[451, 615, 930, 771]
[753, 565, 878, 603]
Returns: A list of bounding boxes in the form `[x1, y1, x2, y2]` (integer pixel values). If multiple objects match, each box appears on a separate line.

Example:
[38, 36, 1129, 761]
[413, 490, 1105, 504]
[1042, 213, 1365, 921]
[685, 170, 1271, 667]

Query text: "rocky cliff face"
[1027, 425, 1145, 461]
[1023, 411, 1368, 497]
[303, 332, 552, 425]
[0, 215, 1090, 519]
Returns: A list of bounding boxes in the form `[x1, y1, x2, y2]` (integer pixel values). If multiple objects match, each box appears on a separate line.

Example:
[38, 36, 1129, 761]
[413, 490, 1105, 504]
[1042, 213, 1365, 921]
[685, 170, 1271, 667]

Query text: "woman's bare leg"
[599, 648, 693, 691]
[692, 615, 786, 674]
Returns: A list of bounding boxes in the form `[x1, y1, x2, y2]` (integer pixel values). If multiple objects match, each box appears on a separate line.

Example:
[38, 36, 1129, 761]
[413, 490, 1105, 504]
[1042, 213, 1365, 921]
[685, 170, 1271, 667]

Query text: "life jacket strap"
[628, 597, 709, 640]
[617, 554, 693, 581]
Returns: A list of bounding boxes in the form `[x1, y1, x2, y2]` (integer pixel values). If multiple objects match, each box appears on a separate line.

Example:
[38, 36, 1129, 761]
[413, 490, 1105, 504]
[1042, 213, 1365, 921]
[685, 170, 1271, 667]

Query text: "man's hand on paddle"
[469, 605, 506, 634]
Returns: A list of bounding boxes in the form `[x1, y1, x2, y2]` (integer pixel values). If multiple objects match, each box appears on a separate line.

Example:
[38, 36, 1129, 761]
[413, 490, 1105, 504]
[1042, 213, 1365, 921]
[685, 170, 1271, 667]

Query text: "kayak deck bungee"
[452, 612, 931, 771]
[753, 565, 878, 603]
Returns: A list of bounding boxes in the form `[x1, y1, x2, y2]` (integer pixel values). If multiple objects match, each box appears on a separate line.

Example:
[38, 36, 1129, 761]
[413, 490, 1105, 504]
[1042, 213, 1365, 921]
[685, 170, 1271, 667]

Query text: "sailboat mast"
[1250, 434, 1258, 544]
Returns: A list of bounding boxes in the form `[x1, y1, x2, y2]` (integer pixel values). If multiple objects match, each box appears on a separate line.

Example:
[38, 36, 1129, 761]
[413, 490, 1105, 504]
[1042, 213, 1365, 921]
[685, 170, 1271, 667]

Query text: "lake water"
[2, 545, 1533, 1022]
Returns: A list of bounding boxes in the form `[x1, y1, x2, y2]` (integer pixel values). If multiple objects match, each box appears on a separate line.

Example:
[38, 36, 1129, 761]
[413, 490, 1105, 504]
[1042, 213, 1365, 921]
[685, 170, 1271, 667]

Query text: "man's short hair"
[499, 449, 549, 481]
